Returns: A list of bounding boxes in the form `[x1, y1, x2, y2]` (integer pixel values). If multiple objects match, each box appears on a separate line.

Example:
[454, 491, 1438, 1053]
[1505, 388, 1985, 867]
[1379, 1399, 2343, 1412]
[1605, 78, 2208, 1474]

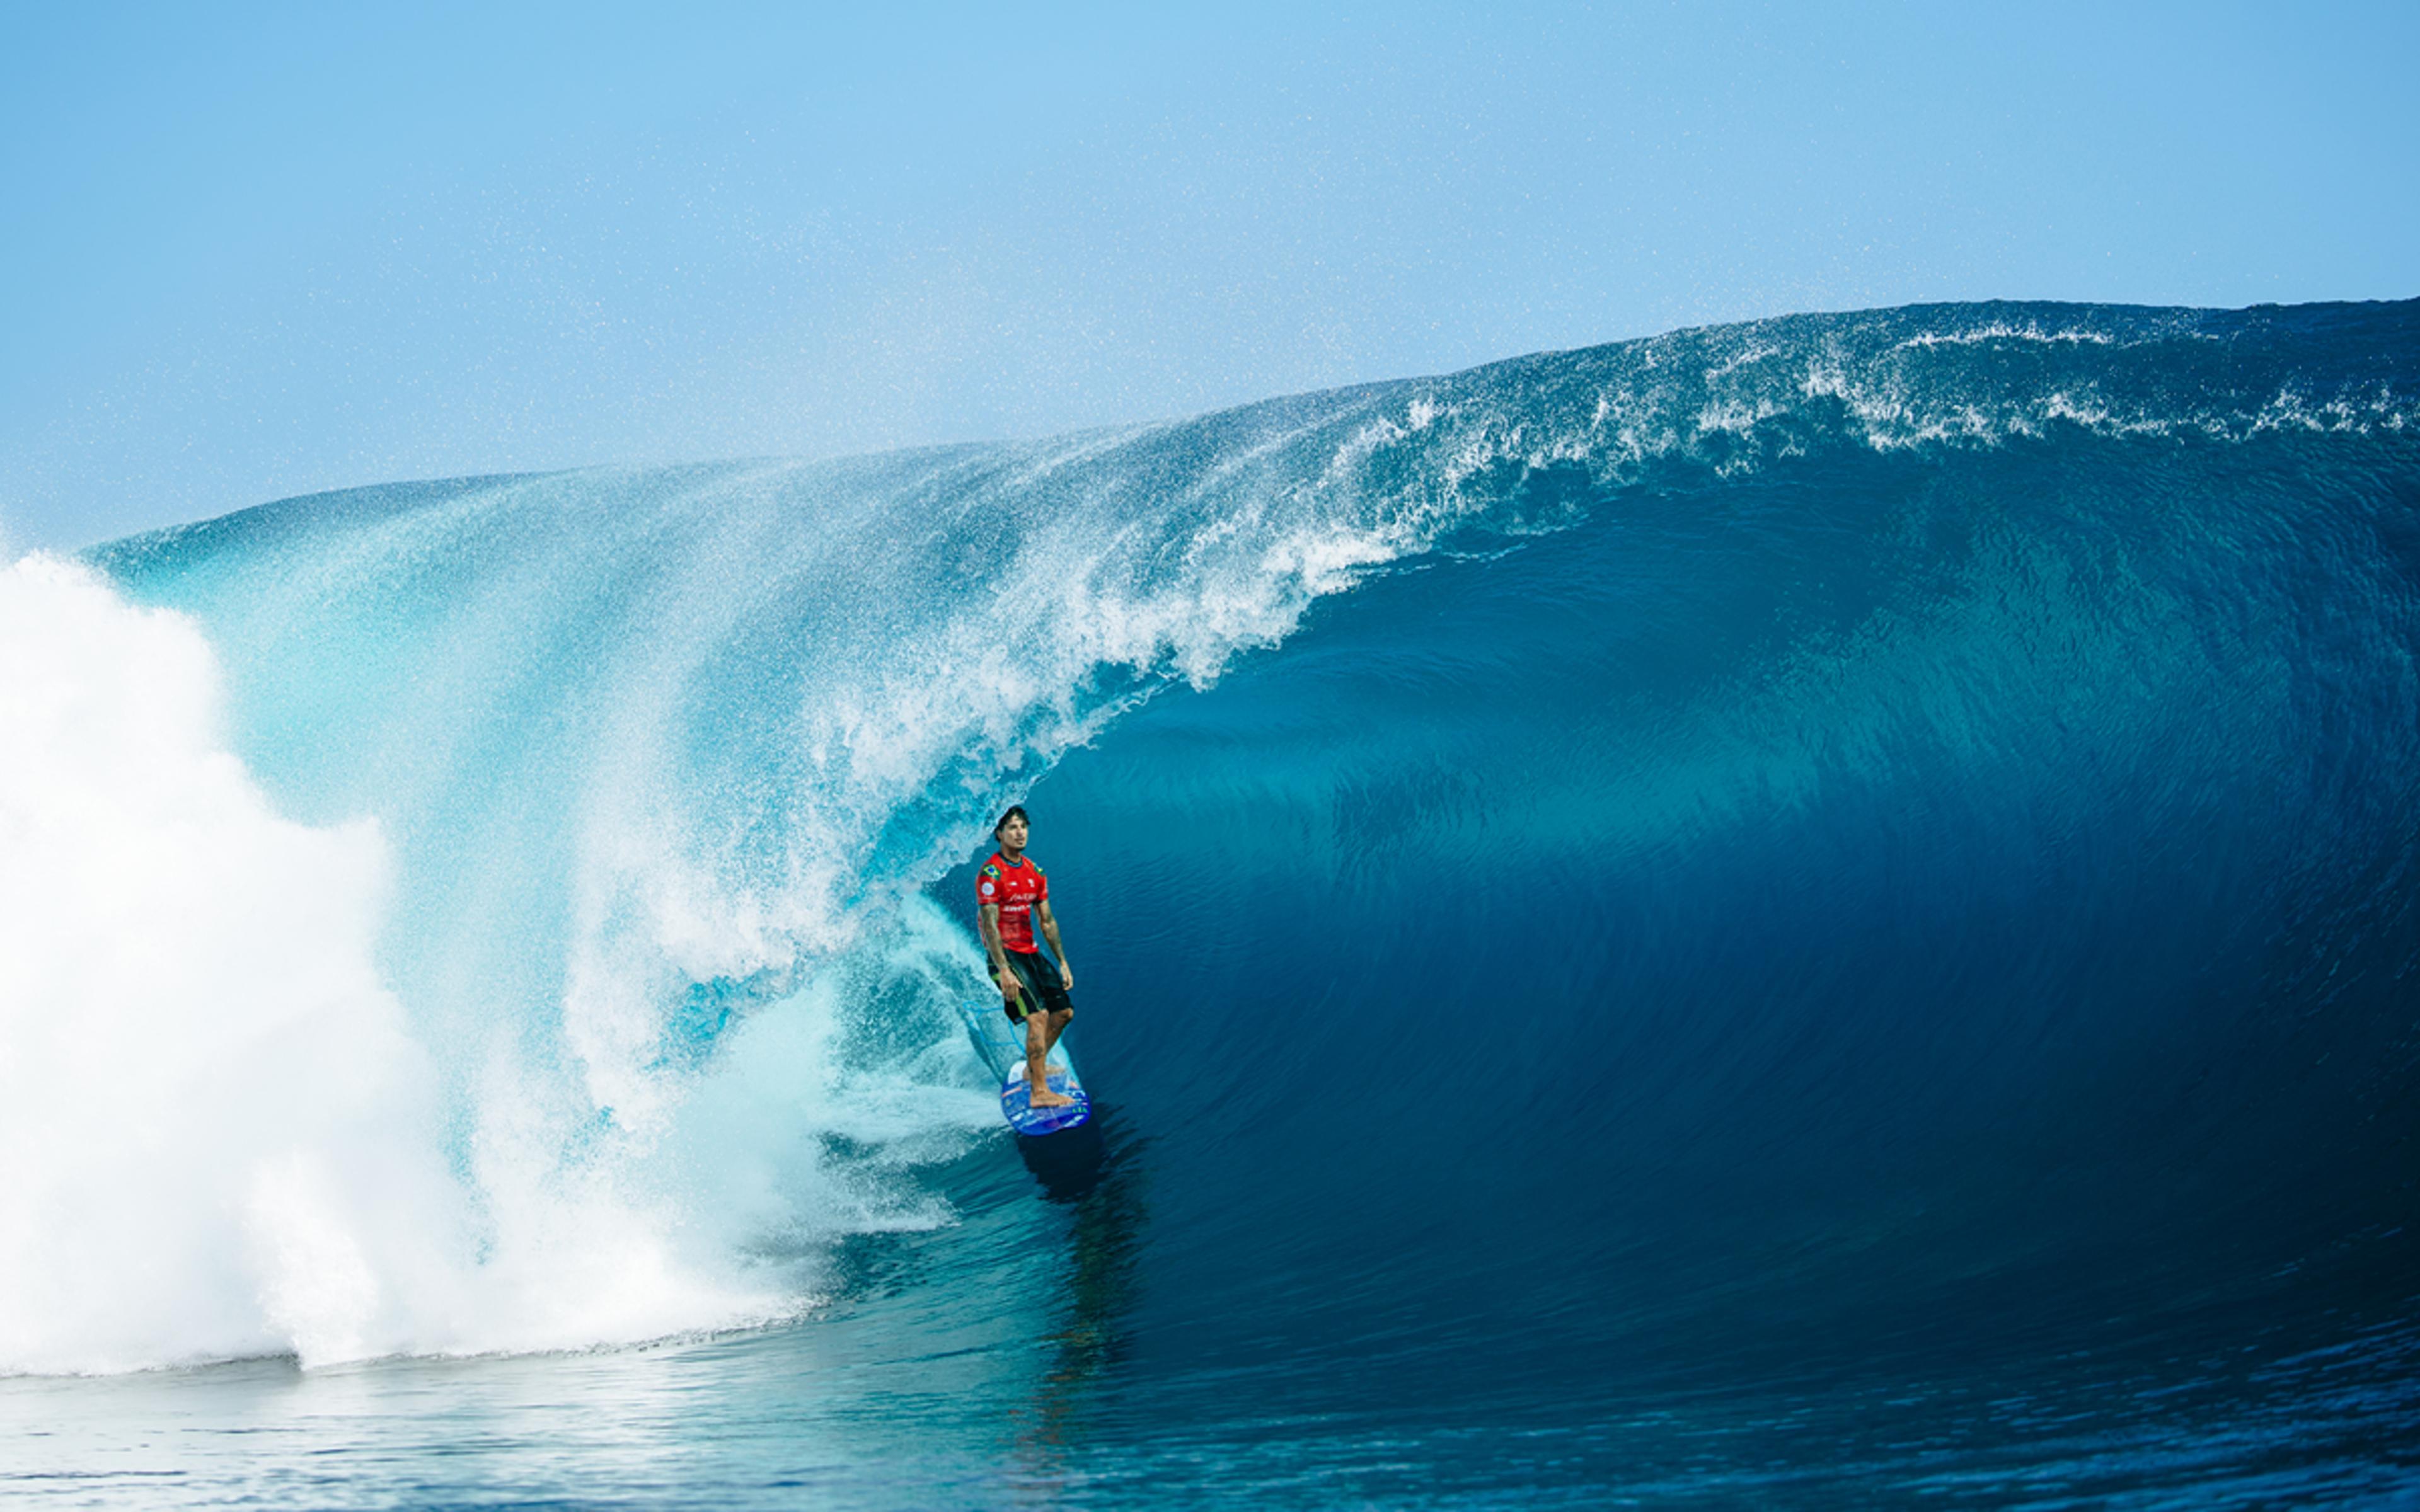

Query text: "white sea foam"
[1894, 323, 2116, 349]
[0, 558, 818, 1373]
[0, 556, 441, 1370]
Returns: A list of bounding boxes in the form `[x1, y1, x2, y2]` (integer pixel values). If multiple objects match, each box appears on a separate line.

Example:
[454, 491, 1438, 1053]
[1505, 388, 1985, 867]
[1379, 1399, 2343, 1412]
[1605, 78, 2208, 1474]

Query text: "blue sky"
[3, 1, 2412, 548]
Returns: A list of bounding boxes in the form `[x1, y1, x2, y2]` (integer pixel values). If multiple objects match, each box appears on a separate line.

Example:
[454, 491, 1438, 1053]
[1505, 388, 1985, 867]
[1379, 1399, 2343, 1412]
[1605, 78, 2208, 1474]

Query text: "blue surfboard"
[1000, 1062, 1091, 1137]
[959, 999, 1091, 1137]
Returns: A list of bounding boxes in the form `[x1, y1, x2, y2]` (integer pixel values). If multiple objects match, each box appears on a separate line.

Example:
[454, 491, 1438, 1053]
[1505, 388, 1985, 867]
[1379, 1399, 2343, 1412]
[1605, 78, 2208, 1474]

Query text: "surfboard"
[1000, 1061, 1091, 1137]
[958, 999, 1090, 1137]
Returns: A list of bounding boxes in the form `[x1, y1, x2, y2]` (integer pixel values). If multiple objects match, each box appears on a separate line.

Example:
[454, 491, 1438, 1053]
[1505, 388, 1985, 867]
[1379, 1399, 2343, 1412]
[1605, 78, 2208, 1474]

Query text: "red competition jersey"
[977, 852, 1049, 953]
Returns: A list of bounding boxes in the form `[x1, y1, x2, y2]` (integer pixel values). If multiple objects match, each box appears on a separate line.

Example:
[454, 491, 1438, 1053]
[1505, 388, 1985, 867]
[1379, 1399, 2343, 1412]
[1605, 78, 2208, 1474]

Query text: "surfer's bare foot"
[1029, 1085, 1075, 1108]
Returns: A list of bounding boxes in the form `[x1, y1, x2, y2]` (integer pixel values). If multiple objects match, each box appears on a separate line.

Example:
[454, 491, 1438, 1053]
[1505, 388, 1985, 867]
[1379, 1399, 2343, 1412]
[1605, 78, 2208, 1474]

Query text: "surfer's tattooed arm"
[1037, 899, 1073, 988]
[978, 904, 1019, 1006]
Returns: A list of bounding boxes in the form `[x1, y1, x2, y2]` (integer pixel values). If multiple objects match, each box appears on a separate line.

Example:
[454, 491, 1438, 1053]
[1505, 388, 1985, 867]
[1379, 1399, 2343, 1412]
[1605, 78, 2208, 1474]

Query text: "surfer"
[977, 805, 1078, 1109]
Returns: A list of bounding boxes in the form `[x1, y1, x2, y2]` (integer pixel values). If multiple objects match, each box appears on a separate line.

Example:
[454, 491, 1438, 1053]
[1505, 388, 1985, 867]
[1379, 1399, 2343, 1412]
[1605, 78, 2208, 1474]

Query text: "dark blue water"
[6, 299, 2418, 1506]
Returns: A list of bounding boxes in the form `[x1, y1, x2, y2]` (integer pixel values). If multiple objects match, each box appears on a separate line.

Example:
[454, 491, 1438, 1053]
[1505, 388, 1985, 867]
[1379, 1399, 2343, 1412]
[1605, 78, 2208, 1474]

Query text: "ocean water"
[4, 299, 2418, 1507]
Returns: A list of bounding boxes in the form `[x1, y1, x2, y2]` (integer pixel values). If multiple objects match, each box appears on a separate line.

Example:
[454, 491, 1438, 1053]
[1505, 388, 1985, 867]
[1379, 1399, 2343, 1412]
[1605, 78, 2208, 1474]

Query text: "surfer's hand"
[1059, 963, 1074, 989]
[996, 970, 1021, 1005]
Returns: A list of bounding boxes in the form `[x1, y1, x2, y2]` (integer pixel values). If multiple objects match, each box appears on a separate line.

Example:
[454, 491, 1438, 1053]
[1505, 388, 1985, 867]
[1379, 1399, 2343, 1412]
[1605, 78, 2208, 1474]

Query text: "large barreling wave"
[5, 299, 2417, 1482]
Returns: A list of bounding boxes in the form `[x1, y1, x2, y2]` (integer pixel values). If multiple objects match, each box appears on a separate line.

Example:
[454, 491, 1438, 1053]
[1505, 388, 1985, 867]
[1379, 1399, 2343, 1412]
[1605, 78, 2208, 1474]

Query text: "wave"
[4, 297, 2416, 1389]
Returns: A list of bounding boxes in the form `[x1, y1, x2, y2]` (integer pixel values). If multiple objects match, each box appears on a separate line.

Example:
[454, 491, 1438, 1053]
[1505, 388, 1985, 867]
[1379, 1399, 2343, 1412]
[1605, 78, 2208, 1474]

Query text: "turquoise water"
[4, 299, 2418, 1506]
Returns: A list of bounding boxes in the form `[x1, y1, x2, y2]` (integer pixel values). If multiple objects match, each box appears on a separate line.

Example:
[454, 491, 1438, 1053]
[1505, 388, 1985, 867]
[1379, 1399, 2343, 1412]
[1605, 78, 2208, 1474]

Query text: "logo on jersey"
[980, 881, 995, 896]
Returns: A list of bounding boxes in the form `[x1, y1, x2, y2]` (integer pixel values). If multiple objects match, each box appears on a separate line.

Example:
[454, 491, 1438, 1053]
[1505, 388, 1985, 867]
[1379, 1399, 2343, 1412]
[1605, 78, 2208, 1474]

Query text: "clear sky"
[3, 1, 2412, 549]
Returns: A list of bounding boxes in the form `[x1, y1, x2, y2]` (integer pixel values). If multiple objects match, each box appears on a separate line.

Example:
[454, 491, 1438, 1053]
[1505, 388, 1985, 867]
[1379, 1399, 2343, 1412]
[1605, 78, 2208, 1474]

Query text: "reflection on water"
[1010, 1108, 1151, 1483]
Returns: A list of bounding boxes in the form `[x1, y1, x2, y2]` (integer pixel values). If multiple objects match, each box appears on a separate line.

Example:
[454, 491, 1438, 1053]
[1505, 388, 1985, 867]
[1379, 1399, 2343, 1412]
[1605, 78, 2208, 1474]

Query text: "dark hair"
[993, 804, 1030, 837]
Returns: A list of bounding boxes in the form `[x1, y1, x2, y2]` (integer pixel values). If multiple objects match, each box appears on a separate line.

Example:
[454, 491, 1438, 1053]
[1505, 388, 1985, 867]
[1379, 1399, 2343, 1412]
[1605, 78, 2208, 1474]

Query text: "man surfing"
[976, 805, 1078, 1109]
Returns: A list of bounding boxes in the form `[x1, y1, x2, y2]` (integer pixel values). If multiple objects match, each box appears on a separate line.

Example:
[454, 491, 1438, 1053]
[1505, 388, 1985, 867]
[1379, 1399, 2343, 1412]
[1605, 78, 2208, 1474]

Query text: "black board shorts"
[1000, 949, 1074, 1024]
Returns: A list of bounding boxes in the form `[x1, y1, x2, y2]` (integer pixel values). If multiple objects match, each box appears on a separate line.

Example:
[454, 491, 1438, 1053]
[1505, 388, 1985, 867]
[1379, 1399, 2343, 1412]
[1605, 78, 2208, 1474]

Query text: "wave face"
[9, 299, 2420, 1496]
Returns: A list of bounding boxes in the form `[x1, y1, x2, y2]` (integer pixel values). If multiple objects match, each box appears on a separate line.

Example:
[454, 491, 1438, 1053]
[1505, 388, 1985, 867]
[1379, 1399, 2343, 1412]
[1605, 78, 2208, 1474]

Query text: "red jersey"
[977, 852, 1049, 953]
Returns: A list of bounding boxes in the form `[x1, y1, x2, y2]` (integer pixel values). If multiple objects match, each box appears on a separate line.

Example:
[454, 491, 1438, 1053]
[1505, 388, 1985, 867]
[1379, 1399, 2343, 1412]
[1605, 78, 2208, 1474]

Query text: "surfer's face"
[997, 815, 1028, 851]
